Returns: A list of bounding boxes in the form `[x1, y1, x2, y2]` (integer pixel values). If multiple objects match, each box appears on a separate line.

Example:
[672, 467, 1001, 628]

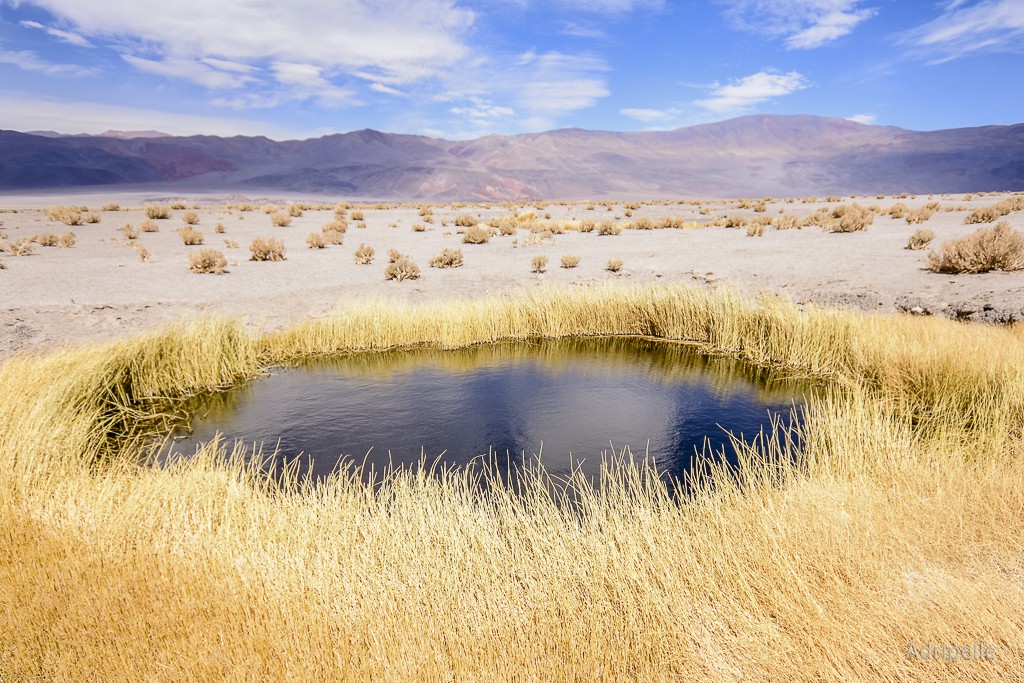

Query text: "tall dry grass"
[0, 286, 1023, 681]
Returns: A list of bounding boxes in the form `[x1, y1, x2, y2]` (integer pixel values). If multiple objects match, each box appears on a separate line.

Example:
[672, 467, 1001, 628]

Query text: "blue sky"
[0, 0, 1021, 139]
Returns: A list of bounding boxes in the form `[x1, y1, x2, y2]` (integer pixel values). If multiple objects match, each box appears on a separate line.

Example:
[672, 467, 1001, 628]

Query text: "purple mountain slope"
[1, 115, 1021, 199]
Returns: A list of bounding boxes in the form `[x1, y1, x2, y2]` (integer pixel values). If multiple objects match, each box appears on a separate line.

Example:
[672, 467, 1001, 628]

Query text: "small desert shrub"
[606, 258, 623, 273]
[429, 248, 464, 268]
[964, 196, 1024, 224]
[384, 253, 421, 281]
[145, 204, 171, 219]
[46, 206, 85, 226]
[140, 220, 159, 233]
[306, 232, 326, 249]
[288, 205, 304, 217]
[101, 203, 121, 212]
[177, 227, 203, 245]
[531, 255, 548, 273]
[926, 222, 1024, 273]
[249, 237, 286, 262]
[36, 233, 59, 247]
[905, 202, 940, 224]
[560, 254, 580, 268]
[354, 244, 375, 265]
[462, 225, 491, 244]
[215, 223, 225, 234]
[418, 206, 432, 217]
[188, 249, 227, 274]
[57, 232, 76, 248]
[412, 223, 426, 232]
[120, 224, 140, 240]
[597, 220, 622, 236]
[746, 223, 765, 237]
[0, 260, 5, 269]
[496, 221, 518, 236]
[182, 210, 200, 225]
[323, 229, 344, 245]
[323, 219, 348, 234]
[350, 210, 365, 222]
[270, 213, 291, 227]
[906, 229, 935, 251]
[631, 217, 655, 230]
[578, 219, 596, 233]
[807, 204, 873, 232]
[722, 215, 749, 228]
[224, 240, 239, 249]
[454, 214, 478, 227]
[170, 201, 188, 210]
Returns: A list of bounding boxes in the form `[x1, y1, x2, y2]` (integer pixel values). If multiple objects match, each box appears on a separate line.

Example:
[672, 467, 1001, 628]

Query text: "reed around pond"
[1, 285, 1022, 681]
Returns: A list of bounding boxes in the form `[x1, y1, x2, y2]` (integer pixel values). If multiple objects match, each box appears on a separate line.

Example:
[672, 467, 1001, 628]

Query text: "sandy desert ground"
[1, 190, 1022, 357]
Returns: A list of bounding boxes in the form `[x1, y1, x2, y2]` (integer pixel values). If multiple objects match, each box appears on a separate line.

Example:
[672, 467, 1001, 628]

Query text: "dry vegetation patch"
[188, 249, 227, 274]
[927, 221, 1024, 273]
[429, 248, 464, 268]
[354, 243, 375, 265]
[249, 237, 286, 262]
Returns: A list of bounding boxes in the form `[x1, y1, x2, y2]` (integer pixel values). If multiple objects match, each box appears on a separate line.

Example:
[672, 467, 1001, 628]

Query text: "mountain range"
[1, 115, 1022, 200]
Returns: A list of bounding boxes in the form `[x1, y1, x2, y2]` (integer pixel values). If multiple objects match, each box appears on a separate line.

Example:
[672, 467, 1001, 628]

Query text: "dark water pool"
[163, 337, 815, 482]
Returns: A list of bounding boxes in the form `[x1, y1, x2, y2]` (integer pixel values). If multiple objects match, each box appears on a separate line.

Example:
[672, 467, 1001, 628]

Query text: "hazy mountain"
[2, 115, 1022, 199]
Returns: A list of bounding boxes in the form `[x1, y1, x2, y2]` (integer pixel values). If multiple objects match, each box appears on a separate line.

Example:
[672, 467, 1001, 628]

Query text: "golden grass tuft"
[182, 210, 200, 225]
[46, 205, 87, 226]
[306, 232, 326, 249]
[606, 257, 623, 272]
[249, 237, 286, 262]
[597, 220, 622, 236]
[462, 225, 491, 244]
[140, 219, 159, 233]
[270, 213, 292, 228]
[177, 226, 203, 245]
[560, 254, 580, 268]
[927, 221, 1024, 273]
[454, 213, 478, 227]
[188, 248, 227, 274]
[2, 286, 1024, 681]
[144, 204, 171, 220]
[36, 232, 59, 247]
[384, 251, 421, 281]
[531, 254, 548, 272]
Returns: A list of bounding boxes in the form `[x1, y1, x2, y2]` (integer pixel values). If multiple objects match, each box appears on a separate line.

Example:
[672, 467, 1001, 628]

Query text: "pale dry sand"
[1, 191, 1022, 357]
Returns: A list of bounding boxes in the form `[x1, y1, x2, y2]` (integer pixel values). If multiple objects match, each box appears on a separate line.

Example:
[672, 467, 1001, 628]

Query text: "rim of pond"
[154, 335, 822, 488]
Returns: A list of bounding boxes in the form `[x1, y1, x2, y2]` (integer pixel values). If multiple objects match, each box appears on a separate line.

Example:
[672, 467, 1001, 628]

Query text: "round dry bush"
[429, 248, 464, 268]
[144, 204, 171, 220]
[350, 210, 365, 222]
[354, 243, 375, 265]
[36, 233, 59, 247]
[927, 222, 1024, 274]
[306, 232, 326, 249]
[462, 225, 491, 244]
[384, 255, 421, 281]
[531, 255, 548, 273]
[182, 210, 200, 225]
[906, 228, 935, 251]
[140, 220, 159, 233]
[46, 206, 85, 226]
[597, 220, 622, 236]
[57, 232, 76, 248]
[249, 237, 286, 262]
[454, 214, 478, 227]
[270, 213, 292, 227]
[177, 227, 203, 245]
[606, 258, 624, 273]
[188, 248, 227, 274]
[323, 219, 348, 234]
[560, 254, 580, 268]
[323, 229, 344, 245]
[121, 224, 140, 240]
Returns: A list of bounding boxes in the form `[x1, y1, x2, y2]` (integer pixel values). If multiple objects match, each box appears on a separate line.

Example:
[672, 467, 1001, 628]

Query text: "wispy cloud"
[619, 107, 680, 122]
[0, 50, 98, 77]
[720, 0, 876, 49]
[846, 113, 876, 124]
[19, 19, 92, 47]
[901, 0, 1024, 62]
[695, 70, 809, 114]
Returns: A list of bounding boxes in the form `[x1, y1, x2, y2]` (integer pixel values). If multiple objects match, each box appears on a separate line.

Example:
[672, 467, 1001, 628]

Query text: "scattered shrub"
[270, 213, 291, 227]
[531, 255, 548, 273]
[177, 227, 203, 245]
[384, 253, 421, 281]
[350, 210, 365, 222]
[170, 201, 188, 210]
[631, 217, 655, 230]
[354, 244, 375, 265]
[36, 233, 59, 247]
[429, 248, 464, 268]
[182, 210, 200, 225]
[927, 221, 1024, 273]
[144, 204, 171, 219]
[412, 223, 426, 232]
[560, 254, 580, 268]
[809, 203, 873, 232]
[188, 249, 226, 273]
[215, 223, 225, 234]
[46, 206, 86, 226]
[597, 220, 622, 236]
[462, 225, 491, 244]
[57, 232, 76, 248]
[323, 219, 348, 234]
[120, 224, 140, 240]
[323, 229, 344, 245]
[250, 237, 286, 261]
[906, 229, 935, 251]
[964, 197, 1024, 224]
[224, 240, 239, 249]
[288, 205, 304, 217]
[606, 258, 623, 273]
[746, 224, 765, 237]
[905, 202, 941, 224]
[101, 203, 121, 212]
[306, 232, 326, 249]
[578, 219, 596, 233]
[454, 214, 478, 227]
[140, 220, 159, 233]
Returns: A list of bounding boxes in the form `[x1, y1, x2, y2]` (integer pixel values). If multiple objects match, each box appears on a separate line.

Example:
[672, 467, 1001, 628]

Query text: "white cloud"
[122, 55, 251, 89]
[720, 0, 876, 49]
[450, 98, 515, 123]
[0, 91, 304, 138]
[846, 113, 876, 124]
[20, 19, 92, 47]
[0, 49, 98, 77]
[901, 0, 1024, 62]
[370, 82, 408, 97]
[695, 70, 809, 114]
[620, 107, 677, 122]
[510, 52, 609, 115]
[4, 0, 474, 86]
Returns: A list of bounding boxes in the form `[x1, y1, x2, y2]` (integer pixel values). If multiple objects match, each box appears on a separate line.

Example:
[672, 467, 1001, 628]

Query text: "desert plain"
[2, 189, 1023, 357]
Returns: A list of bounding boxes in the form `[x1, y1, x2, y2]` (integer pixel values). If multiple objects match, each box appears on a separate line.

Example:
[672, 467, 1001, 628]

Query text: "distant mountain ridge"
[2, 115, 1022, 199]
